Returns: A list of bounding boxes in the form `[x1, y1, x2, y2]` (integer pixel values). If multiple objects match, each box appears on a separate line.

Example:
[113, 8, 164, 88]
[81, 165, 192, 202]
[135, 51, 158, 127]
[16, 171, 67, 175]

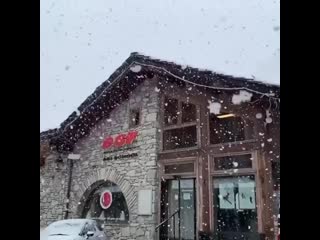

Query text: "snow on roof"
[40, 52, 280, 151]
[132, 52, 280, 87]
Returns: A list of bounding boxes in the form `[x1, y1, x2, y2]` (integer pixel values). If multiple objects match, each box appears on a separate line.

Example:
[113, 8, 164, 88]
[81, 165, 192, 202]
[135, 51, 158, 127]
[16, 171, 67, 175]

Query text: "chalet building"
[40, 52, 280, 240]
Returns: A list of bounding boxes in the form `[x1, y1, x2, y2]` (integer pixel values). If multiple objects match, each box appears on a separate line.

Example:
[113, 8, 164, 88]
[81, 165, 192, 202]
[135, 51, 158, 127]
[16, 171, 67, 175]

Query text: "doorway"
[160, 178, 197, 240]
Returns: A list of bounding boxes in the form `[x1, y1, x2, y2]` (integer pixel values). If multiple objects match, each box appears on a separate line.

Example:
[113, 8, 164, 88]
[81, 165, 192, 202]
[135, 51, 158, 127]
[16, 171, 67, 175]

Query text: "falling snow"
[256, 113, 263, 119]
[130, 65, 142, 73]
[181, 65, 187, 70]
[266, 117, 273, 124]
[207, 101, 221, 114]
[232, 90, 253, 105]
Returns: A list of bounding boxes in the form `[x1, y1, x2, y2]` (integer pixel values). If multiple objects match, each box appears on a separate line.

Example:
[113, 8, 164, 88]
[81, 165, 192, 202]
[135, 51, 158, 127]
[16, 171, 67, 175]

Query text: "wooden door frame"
[208, 150, 263, 234]
[158, 156, 199, 240]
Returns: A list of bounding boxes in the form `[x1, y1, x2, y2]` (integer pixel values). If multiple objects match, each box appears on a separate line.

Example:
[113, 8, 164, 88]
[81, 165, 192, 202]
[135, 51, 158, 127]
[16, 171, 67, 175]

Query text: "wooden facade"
[157, 80, 279, 239]
[41, 53, 279, 240]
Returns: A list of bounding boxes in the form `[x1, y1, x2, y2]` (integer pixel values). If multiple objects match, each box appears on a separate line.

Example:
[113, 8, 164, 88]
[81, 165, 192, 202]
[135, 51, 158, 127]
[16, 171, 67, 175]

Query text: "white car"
[40, 219, 108, 240]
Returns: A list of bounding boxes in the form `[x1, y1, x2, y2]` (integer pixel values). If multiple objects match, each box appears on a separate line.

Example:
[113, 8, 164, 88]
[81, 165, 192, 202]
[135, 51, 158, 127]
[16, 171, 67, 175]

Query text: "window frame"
[160, 95, 201, 153]
[160, 158, 197, 177]
[158, 157, 199, 237]
[128, 107, 141, 129]
[208, 151, 263, 233]
[207, 111, 255, 147]
[210, 151, 257, 176]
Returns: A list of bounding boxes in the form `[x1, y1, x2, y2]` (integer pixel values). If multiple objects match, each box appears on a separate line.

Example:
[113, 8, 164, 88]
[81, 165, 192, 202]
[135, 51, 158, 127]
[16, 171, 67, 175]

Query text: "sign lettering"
[102, 131, 138, 149]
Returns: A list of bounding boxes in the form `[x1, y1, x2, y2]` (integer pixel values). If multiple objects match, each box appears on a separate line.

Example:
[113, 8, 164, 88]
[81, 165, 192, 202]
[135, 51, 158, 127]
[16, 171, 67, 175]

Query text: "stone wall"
[40, 78, 161, 240]
[40, 151, 68, 227]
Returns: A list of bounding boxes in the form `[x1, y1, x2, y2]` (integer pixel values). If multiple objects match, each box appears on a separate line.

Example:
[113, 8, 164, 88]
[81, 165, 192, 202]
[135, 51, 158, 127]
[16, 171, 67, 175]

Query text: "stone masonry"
[40, 78, 161, 240]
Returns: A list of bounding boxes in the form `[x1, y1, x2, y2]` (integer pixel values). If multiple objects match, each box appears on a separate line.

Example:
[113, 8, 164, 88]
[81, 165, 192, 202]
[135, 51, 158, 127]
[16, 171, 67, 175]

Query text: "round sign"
[100, 190, 113, 209]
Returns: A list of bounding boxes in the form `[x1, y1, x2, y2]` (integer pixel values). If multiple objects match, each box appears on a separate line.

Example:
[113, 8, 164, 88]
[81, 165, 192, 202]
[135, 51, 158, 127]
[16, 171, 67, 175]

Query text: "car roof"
[49, 219, 94, 226]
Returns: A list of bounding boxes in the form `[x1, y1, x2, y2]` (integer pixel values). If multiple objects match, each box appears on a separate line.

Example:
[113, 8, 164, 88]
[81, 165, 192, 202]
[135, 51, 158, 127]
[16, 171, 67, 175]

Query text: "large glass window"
[82, 181, 129, 223]
[213, 175, 258, 234]
[163, 126, 197, 150]
[209, 113, 253, 145]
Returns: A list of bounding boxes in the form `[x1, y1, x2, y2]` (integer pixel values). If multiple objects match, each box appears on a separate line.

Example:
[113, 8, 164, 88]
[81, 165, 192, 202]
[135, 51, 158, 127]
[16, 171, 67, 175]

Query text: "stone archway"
[75, 168, 136, 218]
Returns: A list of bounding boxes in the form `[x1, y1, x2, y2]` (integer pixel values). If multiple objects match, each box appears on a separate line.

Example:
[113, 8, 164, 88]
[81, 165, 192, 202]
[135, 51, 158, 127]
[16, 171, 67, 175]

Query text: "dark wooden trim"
[158, 149, 200, 161]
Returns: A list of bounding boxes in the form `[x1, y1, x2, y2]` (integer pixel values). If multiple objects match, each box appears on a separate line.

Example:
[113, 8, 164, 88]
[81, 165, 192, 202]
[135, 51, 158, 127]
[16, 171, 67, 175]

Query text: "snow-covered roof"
[40, 52, 280, 152]
[133, 52, 280, 87]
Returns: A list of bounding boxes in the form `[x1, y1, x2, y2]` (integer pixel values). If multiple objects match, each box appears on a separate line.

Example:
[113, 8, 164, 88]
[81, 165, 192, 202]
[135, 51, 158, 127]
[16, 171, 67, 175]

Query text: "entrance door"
[160, 178, 196, 240]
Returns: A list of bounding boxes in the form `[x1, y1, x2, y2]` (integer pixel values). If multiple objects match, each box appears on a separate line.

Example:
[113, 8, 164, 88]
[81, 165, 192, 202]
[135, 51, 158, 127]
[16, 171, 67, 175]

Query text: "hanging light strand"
[58, 61, 280, 135]
[134, 61, 280, 101]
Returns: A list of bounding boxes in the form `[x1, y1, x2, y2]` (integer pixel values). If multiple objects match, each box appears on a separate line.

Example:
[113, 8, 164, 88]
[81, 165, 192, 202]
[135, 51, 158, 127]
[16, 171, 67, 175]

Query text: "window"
[163, 97, 198, 151]
[181, 102, 197, 123]
[213, 175, 258, 234]
[82, 181, 129, 223]
[129, 108, 140, 128]
[209, 112, 252, 144]
[164, 162, 195, 174]
[163, 126, 197, 150]
[164, 98, 179, 125]
[214, 154, 252, 171]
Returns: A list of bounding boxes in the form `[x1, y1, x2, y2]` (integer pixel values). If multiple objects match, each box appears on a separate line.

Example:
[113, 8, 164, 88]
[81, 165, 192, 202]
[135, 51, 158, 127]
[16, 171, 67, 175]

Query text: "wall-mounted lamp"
[216, 113, 236, 119]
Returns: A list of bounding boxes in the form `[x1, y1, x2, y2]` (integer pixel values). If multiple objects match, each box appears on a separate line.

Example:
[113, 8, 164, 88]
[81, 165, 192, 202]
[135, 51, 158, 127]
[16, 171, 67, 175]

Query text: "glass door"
[160, 178, 196, 240]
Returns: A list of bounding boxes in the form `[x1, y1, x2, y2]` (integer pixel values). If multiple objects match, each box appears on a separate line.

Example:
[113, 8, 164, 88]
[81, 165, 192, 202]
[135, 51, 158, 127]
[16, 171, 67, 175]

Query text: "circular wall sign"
[100, 190, 113, 209]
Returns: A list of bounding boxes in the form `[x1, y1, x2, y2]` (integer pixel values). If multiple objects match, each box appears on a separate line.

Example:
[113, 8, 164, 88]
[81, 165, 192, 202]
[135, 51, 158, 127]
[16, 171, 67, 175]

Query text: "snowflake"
[232, 90, 253, 105]
[130, 65, 142, 73]
[256, 113, 263, 119]
[207, 101, 221, 114]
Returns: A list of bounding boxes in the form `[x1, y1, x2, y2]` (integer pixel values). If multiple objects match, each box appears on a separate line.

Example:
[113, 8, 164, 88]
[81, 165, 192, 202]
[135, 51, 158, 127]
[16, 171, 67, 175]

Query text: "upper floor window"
[209, 112, 253, 145]
[163, 97, 198, 151]
[129, 108, 140, 128]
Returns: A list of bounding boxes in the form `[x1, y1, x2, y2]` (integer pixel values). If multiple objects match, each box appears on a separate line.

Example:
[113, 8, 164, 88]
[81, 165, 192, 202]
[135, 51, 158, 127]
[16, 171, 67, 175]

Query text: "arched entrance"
[75, 168, 136, 221]
[80, 180, 130, 223]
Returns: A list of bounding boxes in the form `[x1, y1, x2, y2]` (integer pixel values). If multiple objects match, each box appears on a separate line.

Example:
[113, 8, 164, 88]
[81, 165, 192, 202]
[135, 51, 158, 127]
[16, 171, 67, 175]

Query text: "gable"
[42, 52, 280, 153]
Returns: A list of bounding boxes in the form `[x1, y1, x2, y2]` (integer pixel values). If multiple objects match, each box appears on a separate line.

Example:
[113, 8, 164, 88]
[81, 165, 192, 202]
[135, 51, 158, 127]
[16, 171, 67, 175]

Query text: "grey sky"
[40, 0, 280, 131]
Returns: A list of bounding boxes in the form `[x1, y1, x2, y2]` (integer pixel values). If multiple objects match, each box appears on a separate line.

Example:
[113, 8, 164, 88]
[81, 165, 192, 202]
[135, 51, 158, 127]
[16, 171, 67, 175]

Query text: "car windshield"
[46, 220, 84, 236]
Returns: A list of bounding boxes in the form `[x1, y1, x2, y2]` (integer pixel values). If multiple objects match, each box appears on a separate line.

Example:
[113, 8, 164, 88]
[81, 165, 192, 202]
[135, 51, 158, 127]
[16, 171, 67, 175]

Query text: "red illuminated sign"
[100, 190, 112, 209]
[102, 131, 138, 149]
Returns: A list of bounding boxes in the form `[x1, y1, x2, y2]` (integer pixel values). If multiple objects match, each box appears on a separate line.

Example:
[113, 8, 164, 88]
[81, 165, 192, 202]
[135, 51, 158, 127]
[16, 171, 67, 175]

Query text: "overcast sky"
[40, 0, 280, 131]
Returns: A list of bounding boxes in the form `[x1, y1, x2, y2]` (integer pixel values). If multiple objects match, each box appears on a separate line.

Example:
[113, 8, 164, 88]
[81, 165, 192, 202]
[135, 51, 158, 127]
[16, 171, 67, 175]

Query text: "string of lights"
[59, 61, 280, 134]
[134, 61, 280, 100]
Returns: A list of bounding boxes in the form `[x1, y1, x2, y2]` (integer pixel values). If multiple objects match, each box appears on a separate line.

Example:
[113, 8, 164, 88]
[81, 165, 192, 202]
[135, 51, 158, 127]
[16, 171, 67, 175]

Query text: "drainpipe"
[64, 154, 81, 219]
[64, 159, 73, 219]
